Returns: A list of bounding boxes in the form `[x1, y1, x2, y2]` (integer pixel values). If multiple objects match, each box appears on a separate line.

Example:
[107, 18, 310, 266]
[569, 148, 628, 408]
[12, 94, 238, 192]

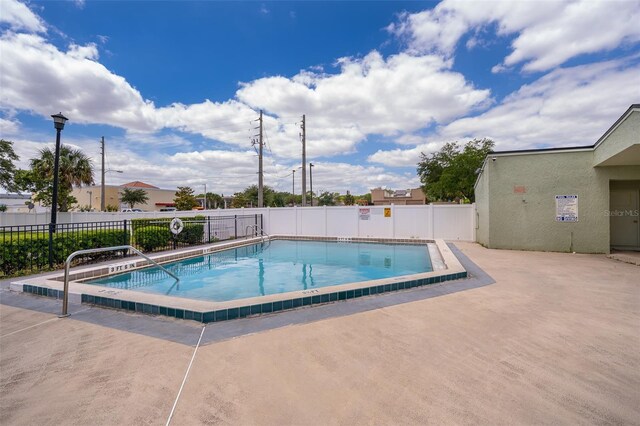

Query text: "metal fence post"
[48, 223, 54, 268]
[234, 215, 238, 239]
[123, 220, 128, 246]
[260, 214, 263, 235]
[207, 216, 211, 243]
[254, 214, 258, 236]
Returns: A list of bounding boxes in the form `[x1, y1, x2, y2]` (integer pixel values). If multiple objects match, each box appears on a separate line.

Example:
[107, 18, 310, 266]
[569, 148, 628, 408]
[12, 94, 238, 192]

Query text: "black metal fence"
[0, 214, 263, 278]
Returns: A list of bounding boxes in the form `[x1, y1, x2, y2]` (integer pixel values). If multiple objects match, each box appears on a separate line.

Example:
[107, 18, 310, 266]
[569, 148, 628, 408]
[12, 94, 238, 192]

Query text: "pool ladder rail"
[60, 245, 179, 317]
[245, 224, 271, 250]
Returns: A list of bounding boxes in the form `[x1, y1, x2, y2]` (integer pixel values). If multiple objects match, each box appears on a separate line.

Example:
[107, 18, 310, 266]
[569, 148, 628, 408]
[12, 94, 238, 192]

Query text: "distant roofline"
[121, 181, 159, 189]
[474, 104, 639, 189]
[491, 104, 639, 157]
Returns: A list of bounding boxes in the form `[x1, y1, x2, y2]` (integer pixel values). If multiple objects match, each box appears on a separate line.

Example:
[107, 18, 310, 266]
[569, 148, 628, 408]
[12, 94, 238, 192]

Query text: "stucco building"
[371, 188, 426, 205]
[72, 181, 177, 212]
[475, 104, 640, 253]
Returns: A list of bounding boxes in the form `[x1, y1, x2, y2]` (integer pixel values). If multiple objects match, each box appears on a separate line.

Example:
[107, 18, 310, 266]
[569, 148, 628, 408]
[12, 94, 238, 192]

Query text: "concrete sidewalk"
[1, 243, 639, 425]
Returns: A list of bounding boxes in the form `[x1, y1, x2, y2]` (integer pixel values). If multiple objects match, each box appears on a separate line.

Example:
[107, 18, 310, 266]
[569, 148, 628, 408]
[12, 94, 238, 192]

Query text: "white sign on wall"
[359, 208, 370, 220]
[555, 195, 578, 222]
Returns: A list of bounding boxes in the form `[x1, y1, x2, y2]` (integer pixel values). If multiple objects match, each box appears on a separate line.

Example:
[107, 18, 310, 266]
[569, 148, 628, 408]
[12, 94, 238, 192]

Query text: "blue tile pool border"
[19, 271, 467, 323]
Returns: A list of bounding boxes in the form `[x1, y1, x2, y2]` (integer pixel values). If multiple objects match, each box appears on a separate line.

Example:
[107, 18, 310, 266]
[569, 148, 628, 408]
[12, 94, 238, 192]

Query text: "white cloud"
[369, 143, 440, 167]
[0, 117, 20, 135]
[369, 58, 640, 166]
[389, 0, 640, 72]
[0, 0, 46, 33]
[0, 32, 158, 132]
[11, 132, 418, 194]
[67, 42, 99, 60]
[1, 19, 491, 162]
[238, 51, 490, 157]
[3, 0, 639, 195]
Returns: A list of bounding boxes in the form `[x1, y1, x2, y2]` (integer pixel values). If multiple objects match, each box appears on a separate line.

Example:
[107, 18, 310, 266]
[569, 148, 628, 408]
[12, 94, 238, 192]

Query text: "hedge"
[0, 229, 129, 277]
[131, 216, 205, 252]
[133, 225, 171, 252]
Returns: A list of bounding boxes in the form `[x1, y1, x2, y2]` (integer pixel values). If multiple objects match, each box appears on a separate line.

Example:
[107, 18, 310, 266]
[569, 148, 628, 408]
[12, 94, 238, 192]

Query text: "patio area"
[1, 242, 638, 425]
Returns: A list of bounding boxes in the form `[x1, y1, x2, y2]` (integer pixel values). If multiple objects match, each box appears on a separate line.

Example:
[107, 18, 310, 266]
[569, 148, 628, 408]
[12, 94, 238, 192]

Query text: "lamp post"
[101, 164, 123, 212]
[292, 169, 296, 205]
[49, 112, 68, 268]
[309, 163, 314, 207]
[203, 183, 207, 209]
[87, 190, 92, 210]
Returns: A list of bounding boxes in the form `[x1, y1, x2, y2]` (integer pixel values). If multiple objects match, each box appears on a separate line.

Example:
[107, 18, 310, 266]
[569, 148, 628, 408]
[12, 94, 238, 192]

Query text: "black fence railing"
[0, 214, 263, 278]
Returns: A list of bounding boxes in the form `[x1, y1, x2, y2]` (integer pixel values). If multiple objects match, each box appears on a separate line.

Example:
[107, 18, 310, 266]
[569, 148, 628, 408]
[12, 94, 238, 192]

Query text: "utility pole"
[301, 114, 306, 206]
[253, 110, 264, 207]
[100, 136, 106, 211]
[203, 183, 207, 209]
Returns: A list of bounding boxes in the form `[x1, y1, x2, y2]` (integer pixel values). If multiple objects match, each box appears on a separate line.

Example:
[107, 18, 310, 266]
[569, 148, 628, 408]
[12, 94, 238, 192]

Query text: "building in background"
[0, 193, 33, 213]
[71, 181, 177, 212]
[370, 188, 426, 206]
[475, 104, 640, 254]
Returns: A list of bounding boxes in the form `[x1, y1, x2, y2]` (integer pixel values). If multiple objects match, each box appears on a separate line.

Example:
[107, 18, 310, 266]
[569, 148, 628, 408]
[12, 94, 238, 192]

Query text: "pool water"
[88, 240, 433, 302]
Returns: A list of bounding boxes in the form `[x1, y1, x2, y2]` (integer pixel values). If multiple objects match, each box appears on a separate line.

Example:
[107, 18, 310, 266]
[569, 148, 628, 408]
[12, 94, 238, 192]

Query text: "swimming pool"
[15, 236, 467, 322]
[87, 240, 433, 302]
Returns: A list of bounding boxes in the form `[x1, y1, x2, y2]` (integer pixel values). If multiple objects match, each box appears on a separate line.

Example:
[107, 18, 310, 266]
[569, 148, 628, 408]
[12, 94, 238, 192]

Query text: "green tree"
[206, 192, 223, 209]
[120, 187, 149, 209]
[29, 146, 94, 211]
[317, 191, 338, 206]
[174, 186, 199, 210]
[231, 192, 249, 208]
[417, 138, 494, 202]
[0, 139, 19, 192]
[343, 193, 355, 205]
[355, 193, 372, 205]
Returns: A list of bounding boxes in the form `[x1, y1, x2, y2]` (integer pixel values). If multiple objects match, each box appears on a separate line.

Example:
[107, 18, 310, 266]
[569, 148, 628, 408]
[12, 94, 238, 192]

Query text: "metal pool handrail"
[245, 224, 267, 239]
[61, 245, 179, 317]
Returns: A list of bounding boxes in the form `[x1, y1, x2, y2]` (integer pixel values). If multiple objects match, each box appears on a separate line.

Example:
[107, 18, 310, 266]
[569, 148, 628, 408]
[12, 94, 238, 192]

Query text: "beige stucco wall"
[594, 110, 640, 165]
[71, 186, 119, 210]
[478, 151, 640, 253]
[71, 186, 177, 211]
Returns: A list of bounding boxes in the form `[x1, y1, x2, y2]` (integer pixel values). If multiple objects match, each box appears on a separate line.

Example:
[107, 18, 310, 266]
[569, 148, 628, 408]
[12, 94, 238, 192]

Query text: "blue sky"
[1, 0, 639, 195]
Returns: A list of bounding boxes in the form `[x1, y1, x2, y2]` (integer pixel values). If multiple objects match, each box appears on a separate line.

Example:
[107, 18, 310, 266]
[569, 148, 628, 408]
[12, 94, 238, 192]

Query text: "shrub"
[0, 229, 129, 277]
[133, 225, 171, 252]
[176, 223, 204, 245]
[131, 216, 206, 249]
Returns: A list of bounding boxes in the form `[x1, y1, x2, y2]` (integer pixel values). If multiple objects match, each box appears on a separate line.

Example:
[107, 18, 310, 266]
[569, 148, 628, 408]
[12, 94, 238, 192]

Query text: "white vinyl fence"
[0, 205, 476, 241]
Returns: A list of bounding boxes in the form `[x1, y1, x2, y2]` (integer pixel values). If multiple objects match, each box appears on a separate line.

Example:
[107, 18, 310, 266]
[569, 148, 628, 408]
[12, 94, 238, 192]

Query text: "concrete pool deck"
[1, 242, 639, 424]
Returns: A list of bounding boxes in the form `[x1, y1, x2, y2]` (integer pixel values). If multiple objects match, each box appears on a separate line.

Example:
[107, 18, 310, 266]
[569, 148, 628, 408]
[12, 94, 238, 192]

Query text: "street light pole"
[309, 163, 314, 207]
[203, 183, 207, 209]
[49, 112, 68, 268]
[88, 190, 92, 210]
[292, 169, 296, 204]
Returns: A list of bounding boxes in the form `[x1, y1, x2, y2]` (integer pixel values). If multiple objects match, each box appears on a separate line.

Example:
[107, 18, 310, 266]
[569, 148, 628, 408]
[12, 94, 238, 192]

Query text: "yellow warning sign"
[384, 207, 391, 217]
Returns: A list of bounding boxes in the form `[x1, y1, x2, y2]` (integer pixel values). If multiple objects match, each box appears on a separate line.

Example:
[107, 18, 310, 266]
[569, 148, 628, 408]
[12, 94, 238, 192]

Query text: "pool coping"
[10, 236, 467, 323]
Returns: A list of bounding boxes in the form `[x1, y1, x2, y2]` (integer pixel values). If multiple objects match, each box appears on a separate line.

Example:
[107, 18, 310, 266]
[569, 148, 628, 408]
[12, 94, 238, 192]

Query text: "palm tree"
[120, 188, 149, 209]
[30, 146, 94, 212]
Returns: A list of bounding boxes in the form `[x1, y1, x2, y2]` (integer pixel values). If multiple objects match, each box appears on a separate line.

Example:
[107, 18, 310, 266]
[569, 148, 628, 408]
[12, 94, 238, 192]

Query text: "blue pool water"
[88, 240, 432, 302]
